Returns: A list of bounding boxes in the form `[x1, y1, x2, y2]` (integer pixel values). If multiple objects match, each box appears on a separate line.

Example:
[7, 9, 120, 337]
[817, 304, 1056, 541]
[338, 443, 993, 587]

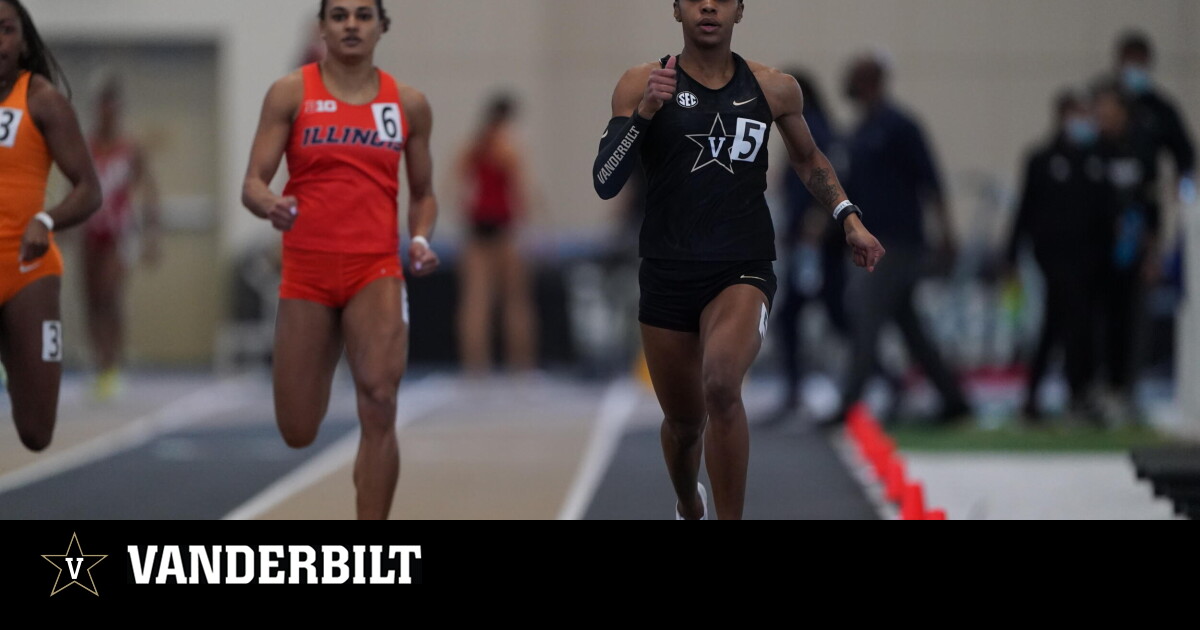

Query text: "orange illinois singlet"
[0, 71, 63, 304]
[283, 63, 408, 254]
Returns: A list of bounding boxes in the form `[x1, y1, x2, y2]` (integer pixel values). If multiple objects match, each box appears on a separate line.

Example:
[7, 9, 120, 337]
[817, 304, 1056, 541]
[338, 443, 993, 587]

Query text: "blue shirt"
[845, 103, 943, 247]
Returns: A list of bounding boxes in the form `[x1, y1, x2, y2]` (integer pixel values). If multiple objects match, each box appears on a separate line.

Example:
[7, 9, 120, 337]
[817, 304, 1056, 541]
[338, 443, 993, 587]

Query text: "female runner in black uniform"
[594, 0, 884, 519]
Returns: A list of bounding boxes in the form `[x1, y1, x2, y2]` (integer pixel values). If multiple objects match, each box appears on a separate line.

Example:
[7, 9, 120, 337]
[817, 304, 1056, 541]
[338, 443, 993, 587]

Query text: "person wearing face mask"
[1115, 32, 1196, 208]
[1093, 80, 1160, 423]
[827, 52, 970, 427]
[768, 69, 854, 423]
[1006, 91, 1111, 423]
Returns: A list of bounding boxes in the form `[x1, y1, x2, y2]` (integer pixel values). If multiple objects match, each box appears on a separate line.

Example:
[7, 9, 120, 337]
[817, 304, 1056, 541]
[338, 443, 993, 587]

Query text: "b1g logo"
[305, 99, 339, 114]
[687, 115, 766, 174]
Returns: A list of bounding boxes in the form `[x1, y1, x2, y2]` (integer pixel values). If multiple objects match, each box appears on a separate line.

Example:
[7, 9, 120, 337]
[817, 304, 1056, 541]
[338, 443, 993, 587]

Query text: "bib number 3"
[372, 103, 404, 143]
[43, 321, 63, 363]
[0, 108, 23, 149]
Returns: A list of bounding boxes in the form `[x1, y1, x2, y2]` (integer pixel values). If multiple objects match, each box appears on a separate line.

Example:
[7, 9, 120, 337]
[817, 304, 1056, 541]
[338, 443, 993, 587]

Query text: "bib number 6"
[372, 103, 404, 143]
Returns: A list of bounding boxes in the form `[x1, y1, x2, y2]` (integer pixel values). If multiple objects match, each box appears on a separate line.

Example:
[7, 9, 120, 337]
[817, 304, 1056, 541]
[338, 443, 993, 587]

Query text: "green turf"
[889, 424, 1175, 453]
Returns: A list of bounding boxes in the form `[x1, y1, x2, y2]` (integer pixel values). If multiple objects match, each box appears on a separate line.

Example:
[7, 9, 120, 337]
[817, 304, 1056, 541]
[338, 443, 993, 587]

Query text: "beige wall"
[43, 41, 220, 368]
[30, 0, 1200, 243]
[384, 0, 1200, 241]
[25, 1, 1200, 383]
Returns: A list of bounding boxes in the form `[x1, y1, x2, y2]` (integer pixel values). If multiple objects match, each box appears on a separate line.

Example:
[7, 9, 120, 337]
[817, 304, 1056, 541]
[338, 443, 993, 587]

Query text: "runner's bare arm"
[402, 86, 439, 277]
[21, 75, 100, 261]
[242, 72, 302, 232]
[758, 66, 885, 271]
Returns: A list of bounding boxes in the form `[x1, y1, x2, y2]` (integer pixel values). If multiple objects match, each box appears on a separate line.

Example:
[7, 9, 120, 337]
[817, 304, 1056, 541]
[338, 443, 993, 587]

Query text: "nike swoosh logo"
[601, 129, 609, 139]
[733, 98, 757, 107]
[740, 275, 765, 282]
[19, 262, 42, 274]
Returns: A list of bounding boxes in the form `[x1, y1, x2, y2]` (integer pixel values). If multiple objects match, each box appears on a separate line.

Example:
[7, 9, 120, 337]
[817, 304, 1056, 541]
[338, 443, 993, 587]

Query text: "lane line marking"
[0, 379, 255, 496]
[557, 378, 641, 521]
[223, 375, 455, 521]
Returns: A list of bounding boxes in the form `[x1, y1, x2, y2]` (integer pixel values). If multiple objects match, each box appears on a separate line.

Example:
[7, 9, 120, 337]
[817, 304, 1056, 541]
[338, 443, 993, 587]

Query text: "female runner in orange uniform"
[0, 0, 100, 451]
[242, 0, 439, 520]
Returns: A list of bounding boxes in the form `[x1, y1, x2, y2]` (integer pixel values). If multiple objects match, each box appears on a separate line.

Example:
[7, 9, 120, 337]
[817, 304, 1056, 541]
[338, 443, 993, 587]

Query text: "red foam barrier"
[885, 458, 907, 504]
[900, 483, 926, 521]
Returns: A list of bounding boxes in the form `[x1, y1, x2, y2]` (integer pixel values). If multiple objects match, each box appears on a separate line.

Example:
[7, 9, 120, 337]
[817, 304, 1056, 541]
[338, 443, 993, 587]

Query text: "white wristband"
[34, 212, 54, 232]
[833, 200, 853, 220]
[411, 235, 430, 249]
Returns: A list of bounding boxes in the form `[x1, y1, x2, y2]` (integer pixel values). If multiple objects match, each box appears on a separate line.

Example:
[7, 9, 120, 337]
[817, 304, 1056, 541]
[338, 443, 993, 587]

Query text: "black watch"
[835, 203, 863, 226]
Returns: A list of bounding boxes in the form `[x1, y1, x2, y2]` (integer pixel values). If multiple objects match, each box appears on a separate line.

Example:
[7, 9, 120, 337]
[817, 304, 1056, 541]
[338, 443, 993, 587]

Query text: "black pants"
[1103, 262, 1144, 394]
[775, 241, 849, 401]
[1025, 255, 1102, 408]
[840, 246, 966, 414]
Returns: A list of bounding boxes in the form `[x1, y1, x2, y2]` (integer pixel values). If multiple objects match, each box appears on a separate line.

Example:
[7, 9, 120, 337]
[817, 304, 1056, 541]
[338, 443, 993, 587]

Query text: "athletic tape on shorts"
[402, 285, 410, 325]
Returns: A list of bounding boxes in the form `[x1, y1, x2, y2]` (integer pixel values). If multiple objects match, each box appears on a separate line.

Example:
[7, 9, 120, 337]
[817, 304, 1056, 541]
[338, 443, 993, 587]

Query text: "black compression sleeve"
[593, 114, 650, 200]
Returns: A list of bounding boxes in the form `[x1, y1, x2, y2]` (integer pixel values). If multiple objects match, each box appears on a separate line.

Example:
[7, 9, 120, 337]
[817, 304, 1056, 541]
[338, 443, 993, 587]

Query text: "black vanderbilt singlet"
[640, 53, 776, 261]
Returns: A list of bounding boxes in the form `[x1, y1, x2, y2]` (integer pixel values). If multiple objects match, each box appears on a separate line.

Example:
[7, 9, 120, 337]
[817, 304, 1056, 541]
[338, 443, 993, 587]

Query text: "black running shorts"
[638, 259, 777, 333]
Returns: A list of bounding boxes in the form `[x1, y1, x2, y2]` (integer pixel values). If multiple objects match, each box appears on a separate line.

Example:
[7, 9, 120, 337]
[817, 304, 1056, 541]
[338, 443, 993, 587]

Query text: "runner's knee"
[703, 363, 743, 418]
[663, 414, 705, 446]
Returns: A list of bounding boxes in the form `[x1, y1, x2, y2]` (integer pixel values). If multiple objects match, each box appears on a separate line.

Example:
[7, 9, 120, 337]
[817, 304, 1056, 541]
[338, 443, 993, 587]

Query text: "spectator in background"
[1115, 31, 1196, 208]
[84, 76, 161, 401]
[1113, 32, 1196, 395]
[298, 21, 327, 66]
[456, 93, 538, 376]
[770, 69, 851, 421]
[1006, 91, 1110, 423]
[1094, 80, 1157, 422]
[827, 52, 970, 427]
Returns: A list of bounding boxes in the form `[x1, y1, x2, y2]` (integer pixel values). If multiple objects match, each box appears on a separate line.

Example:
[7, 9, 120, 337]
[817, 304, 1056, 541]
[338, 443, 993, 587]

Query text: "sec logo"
[677, 92, 699, 108]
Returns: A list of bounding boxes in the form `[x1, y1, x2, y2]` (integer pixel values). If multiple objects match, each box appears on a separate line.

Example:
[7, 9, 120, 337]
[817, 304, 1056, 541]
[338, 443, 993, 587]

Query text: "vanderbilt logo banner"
[5, 523, 432, 606]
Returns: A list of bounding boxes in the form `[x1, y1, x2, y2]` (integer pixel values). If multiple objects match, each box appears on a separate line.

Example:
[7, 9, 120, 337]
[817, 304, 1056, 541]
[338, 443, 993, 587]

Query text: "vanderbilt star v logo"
[687, 115, 737, 174]
[686, 114, 768, 174]
[42, 533, 107, 596]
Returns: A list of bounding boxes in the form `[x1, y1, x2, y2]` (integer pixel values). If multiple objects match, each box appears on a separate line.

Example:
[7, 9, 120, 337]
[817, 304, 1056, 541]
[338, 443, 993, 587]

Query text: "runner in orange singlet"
[0, 0, 101, 451]
[242, 0, 439, 520]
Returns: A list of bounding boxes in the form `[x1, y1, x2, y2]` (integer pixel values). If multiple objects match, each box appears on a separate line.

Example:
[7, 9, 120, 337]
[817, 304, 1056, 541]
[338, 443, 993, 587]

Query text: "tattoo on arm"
[807, 167, 843, 211]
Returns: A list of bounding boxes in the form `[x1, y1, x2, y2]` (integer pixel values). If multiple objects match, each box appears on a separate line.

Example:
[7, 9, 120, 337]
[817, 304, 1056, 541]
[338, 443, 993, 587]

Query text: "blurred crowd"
[771, 32, 1194, 429]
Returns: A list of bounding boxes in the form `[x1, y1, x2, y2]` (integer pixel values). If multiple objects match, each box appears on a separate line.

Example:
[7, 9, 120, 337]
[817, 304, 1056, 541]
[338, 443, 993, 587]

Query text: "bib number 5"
[731, 118, 766, 163]
[372, 103, 404, 143]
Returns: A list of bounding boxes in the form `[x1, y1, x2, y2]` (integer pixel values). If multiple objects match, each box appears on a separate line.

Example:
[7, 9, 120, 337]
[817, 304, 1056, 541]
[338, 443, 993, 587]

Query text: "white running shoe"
[675, 482, 709, 521]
